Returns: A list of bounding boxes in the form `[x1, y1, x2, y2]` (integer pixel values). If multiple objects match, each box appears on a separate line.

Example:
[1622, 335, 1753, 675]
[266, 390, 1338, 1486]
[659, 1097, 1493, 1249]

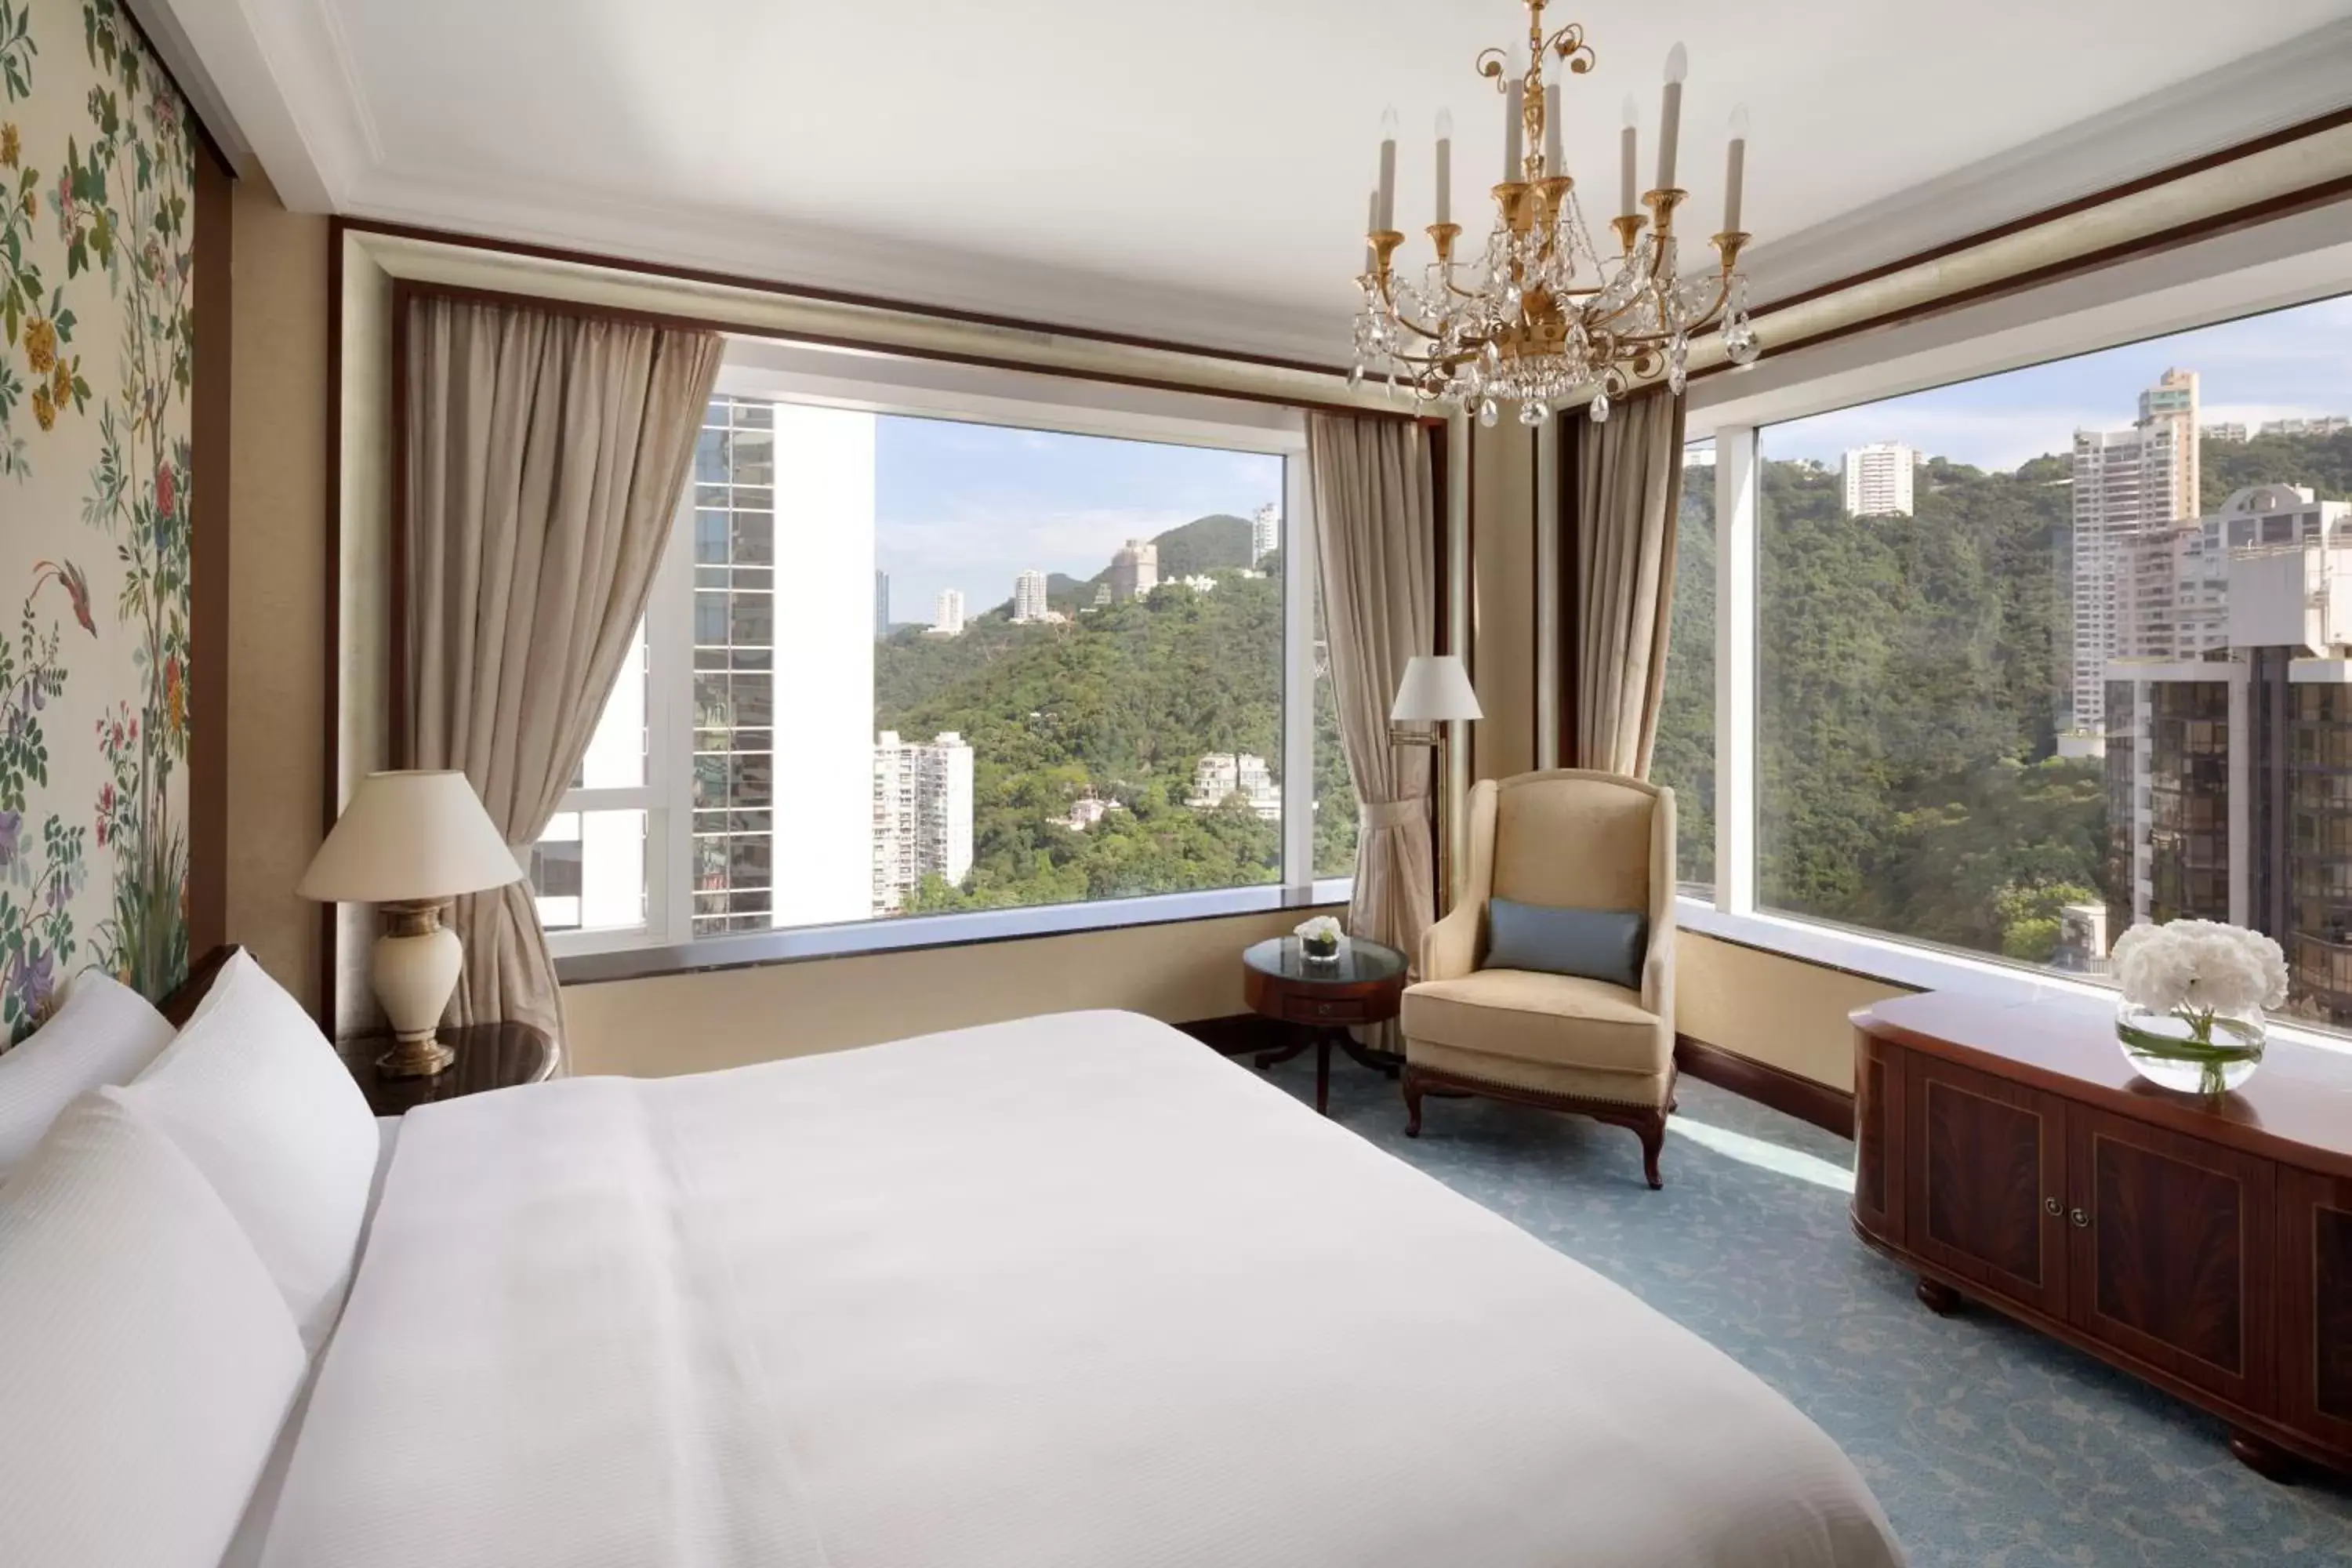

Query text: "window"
[1652, 441, 1715, 891]
[1696, 289, 2352, 1030]
[539, 353, 1332, 960]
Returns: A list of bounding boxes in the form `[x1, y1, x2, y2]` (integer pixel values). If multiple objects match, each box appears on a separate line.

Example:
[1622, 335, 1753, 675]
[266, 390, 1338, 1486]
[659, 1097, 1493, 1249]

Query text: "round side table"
[1241, 935, 1408, 1116]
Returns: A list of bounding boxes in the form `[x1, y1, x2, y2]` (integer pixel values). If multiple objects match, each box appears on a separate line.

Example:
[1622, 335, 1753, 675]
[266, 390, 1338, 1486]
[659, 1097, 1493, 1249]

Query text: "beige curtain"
[1309, 413, 1439, 1000]
[401, 295, 724, 1054]
[1568, 391, 1687, 776]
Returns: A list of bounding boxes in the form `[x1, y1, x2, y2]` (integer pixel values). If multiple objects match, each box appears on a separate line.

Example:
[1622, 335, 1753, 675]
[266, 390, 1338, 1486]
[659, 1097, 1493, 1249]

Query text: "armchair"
[1400, 769, 1678, 1187]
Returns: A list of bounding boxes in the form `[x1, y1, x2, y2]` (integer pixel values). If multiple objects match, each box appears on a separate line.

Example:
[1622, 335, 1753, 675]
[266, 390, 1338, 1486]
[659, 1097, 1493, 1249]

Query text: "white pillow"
[119, 950, 379, 1351]
[0, 1091, 305, 1568]
[0, 969, 175, 1178]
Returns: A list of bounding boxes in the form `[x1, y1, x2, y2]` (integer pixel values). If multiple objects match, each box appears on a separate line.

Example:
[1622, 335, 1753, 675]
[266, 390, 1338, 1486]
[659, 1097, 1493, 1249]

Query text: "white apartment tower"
[1840, 443, 1916, 517]
[1251, 503, 1281, 564]
[1109, 539, 1159, 601]
[931, 588, 966, 636]
[872, 731, 975, 914]
[1012, 568, 1050, 622]
[2070, 367, 2200, 732]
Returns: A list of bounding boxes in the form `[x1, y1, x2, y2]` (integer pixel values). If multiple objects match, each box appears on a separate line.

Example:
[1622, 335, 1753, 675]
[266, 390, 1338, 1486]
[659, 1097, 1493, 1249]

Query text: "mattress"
[256, 1011, 1901, 1568]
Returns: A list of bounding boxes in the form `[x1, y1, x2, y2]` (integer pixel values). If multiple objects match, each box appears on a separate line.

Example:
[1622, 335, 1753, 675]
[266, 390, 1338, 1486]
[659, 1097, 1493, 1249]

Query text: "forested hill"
[875, 569, 1290, 911]
[986, 513, 1260, 616]
[2203, 429, 2352, 510]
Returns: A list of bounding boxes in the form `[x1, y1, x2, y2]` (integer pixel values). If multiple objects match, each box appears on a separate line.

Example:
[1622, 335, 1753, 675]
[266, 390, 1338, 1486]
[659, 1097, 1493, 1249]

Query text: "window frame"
[543, 350, 1338, 972]
[1677, 263, 2352, 1052]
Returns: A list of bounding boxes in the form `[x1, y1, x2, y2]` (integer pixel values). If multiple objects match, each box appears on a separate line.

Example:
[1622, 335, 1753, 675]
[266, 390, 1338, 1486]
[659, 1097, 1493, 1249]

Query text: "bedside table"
[335, 1022, 557, 1116]
[1241, 935, 1408, 1116]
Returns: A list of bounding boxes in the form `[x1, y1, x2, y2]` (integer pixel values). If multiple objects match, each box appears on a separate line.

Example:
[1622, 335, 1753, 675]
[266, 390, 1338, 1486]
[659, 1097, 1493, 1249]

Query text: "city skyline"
[1765, 293, 2352, 474]
[873, 416, 1283, 626]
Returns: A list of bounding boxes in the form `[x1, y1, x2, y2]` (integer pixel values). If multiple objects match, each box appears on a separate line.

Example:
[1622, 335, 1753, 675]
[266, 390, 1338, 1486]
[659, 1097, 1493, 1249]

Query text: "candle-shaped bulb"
[1502, 80, 1523, 182]
[1723, 103, 1749, 235]
[1375, 106, 1399, 232]
[1544, 82, 1563, 174]
[1655, 40, 1686, 191]
[1434, 109, 1454, 227]
[1622, 93, 1640, 129]
[1507, 34, 1527, 78]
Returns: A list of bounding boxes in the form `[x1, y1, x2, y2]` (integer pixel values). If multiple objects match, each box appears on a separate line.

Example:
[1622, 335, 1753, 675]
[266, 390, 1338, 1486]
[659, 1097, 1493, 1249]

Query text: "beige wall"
[226, 179, 330, 1011]
[562, 903, 1339, 1076]
[1673, 931, 1911, 1094]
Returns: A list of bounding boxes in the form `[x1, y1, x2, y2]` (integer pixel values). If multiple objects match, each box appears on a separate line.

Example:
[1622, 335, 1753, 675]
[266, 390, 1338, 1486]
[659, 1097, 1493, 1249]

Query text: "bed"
[241, 1007, 1901, 1568]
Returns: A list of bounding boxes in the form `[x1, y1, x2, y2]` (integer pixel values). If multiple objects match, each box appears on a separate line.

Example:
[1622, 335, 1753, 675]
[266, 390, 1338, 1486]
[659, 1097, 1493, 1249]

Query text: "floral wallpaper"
[0, 0, 192, 1045]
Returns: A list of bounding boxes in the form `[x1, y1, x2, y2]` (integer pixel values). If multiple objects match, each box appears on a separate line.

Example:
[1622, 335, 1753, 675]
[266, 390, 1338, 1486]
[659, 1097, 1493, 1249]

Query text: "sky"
[1764, 292, 2352, 472]
[873, 416, 1284, 626]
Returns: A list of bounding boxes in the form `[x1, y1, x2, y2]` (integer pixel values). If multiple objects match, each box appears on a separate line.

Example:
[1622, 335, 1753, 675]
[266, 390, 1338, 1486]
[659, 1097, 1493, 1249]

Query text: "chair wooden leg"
[1402, 1067, 1425, 1138]
[1635, 1112, 1665, 1190]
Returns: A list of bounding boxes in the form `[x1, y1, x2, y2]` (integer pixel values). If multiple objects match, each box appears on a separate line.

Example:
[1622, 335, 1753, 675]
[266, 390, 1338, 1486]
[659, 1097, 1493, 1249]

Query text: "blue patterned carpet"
[1257, 1051, 2352, 1567]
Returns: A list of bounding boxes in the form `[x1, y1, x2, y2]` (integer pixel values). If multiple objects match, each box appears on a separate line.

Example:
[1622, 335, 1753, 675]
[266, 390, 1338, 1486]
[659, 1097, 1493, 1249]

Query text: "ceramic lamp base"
[372, 901, 462, 1078]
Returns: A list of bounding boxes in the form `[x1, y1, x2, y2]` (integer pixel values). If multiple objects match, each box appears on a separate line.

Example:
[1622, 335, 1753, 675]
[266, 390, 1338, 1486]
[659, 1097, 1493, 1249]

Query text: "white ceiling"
[150, 0, 2352, 362]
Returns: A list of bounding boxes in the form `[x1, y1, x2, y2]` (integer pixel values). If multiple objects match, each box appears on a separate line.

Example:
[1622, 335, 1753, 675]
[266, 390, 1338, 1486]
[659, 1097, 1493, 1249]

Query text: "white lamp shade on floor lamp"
[298, 771, 521, 1076]
[1390, 655, 1483, 724]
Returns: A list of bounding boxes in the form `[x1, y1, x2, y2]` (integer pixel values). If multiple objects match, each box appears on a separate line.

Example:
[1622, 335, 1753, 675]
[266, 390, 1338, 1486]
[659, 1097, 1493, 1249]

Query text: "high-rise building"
[1184, 752, 1280, 821]
[1012, 568, 1050, 622]
[873, 568, 890, 640]
[872, 730, 975, 914]
[2101, 484, 2352, 1023]
[689, 394, 875, 938]
[2070, 367, 2201, 732]
[1251, 503, 1281, 563]
[1839, 443, 1916, 517]
[1109, 539, 1159, 601]
[931, 588, 965, 636]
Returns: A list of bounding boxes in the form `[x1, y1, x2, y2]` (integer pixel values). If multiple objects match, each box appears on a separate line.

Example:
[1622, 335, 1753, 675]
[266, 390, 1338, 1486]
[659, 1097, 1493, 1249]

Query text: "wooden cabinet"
[2067, 1106, 2271, 1409]
[1904, 1057, 2070, 1319]
[1853, 991, 2352, 1480]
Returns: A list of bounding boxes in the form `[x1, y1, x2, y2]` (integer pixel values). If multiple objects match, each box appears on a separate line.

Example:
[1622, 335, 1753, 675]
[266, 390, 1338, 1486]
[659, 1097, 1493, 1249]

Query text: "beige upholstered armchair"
[1400, 769, 1678, 1187]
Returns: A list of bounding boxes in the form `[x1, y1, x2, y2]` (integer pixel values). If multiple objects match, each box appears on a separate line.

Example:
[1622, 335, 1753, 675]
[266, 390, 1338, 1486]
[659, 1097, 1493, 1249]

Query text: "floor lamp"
[1390, 655, 1483, 913]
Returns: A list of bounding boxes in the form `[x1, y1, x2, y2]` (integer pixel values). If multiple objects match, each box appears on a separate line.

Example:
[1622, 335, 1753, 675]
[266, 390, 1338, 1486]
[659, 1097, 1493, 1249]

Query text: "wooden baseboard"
[1674, 1035, 1855, 1140]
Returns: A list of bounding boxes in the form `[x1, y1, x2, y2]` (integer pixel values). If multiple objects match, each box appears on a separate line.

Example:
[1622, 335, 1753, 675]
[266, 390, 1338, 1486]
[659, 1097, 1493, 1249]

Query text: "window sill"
[1675, 898, 2352, 1057]
[555, 879, 1355, 988]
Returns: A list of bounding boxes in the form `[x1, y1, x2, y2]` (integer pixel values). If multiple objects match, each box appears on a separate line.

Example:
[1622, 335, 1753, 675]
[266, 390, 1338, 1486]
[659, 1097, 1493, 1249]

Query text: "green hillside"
[984, 513, 1261, 617]
[876, 554, 1352, 913]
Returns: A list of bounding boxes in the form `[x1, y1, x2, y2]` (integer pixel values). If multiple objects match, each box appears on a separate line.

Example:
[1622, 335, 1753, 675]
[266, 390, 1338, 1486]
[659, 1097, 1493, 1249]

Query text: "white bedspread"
[260, 1011, 1901, 1568]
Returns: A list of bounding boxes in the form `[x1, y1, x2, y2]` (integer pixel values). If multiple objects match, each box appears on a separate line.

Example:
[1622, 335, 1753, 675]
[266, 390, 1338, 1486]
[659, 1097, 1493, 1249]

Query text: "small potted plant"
[1295, 915, 1345, 970]
[2111, 918, 2286, 1098]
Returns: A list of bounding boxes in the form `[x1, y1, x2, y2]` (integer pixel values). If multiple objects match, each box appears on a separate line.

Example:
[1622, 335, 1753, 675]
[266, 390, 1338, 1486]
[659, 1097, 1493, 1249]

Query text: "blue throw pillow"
[1483, 898, 1647, 989]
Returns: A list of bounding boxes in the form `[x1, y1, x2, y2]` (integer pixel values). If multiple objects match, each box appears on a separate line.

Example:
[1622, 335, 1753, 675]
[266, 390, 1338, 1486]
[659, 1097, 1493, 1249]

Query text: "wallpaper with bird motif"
[0, 0, 193, 1044]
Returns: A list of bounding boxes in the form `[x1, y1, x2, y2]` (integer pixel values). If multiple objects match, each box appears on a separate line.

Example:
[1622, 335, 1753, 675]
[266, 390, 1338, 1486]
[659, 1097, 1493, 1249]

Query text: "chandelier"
[1350, 0, 1760, 426]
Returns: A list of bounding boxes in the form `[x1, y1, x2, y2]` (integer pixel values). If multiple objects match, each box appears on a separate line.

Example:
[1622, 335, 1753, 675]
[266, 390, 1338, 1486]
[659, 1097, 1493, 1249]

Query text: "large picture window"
[537, 354, 1336, 960]
[1671, 290, 2352, 1032]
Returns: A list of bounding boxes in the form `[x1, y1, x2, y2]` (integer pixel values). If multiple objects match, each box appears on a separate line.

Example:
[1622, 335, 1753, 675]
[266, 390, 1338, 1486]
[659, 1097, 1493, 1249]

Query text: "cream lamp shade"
[296, 771, 521, 1080]
[1390, 655, 1483, 724]
[296, 770, 521, 904]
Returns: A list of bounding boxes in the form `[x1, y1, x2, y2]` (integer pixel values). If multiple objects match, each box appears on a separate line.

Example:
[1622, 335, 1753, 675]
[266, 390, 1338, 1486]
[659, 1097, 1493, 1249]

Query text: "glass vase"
[2114, 999, 2267, 1097]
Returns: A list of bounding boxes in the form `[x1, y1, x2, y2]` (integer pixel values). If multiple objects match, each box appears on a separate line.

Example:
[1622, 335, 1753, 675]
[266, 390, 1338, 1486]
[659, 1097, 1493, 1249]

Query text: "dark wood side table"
[335, 1022, 558, 1117]
[1242, 936, 1408, 1116]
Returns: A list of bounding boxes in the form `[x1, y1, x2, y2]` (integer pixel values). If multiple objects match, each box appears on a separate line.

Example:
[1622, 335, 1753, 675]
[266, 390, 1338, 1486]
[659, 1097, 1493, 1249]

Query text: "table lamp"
[1390, 655, 1483, 907]
[296, 770, 523, 1077]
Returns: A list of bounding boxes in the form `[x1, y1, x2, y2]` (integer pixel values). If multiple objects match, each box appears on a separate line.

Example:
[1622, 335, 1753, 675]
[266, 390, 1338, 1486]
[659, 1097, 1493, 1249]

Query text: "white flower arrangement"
[1294, 915, 1345, 956]
[2111, 919, 2288, 1021]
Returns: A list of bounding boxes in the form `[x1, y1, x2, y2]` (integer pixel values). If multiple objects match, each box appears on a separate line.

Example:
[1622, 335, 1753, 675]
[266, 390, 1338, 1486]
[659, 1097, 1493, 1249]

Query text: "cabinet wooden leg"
[1914, 1277, 1962, 1316]
[2228, 1430, 2296, 1483]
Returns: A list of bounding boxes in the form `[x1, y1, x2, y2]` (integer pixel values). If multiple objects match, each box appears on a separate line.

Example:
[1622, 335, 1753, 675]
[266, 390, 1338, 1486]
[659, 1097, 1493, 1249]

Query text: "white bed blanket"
[260, 1011, 1901, 1568]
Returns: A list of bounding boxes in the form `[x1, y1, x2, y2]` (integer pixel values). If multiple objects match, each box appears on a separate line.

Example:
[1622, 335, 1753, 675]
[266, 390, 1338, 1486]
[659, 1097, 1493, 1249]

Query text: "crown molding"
[1743, 16, 2352, 305]
[339, 163, 1354, 366]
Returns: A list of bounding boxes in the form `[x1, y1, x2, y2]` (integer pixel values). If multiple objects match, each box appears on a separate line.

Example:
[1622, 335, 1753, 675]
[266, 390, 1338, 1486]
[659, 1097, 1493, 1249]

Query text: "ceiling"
[148, 0, 2352, 363]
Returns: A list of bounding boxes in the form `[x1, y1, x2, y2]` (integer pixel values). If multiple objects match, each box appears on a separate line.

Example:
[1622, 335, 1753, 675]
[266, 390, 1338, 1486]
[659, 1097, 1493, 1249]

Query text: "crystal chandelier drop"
[1350, 0, 1761, 426]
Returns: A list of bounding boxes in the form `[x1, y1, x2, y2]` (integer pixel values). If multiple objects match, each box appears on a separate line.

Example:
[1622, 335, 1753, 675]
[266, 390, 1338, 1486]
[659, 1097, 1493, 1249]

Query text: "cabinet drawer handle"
[2070, 1207, 2090, 1228]
[1316, 1002, 1332, 1016]
[2043, 1197, 2061, 1216]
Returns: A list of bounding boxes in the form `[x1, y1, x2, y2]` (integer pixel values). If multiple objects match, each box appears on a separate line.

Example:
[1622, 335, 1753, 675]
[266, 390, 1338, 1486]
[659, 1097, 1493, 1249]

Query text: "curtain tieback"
[1360, 797, 1430, 833]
